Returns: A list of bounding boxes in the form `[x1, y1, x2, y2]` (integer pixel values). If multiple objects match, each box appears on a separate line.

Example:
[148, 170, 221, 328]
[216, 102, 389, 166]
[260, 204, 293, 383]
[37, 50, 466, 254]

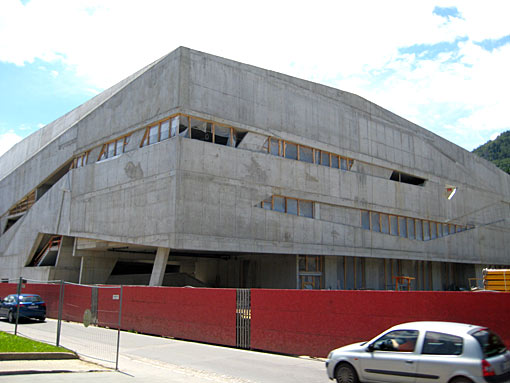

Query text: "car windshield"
[20, 295, 42, 303]
[471, 329, 507, 358]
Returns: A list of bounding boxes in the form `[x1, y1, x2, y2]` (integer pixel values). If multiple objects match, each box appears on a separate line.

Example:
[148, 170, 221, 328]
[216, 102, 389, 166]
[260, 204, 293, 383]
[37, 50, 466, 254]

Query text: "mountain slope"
[472, 131, 510, 174]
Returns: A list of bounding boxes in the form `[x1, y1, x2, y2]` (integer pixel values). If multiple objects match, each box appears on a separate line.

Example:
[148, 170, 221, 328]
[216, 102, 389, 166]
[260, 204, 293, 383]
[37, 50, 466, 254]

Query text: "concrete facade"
[0, 47, 508, 290]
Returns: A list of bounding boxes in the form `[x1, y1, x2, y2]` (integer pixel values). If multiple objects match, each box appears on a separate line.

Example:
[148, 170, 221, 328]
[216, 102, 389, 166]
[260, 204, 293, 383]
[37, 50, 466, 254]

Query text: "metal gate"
[236, 289, 250, 349]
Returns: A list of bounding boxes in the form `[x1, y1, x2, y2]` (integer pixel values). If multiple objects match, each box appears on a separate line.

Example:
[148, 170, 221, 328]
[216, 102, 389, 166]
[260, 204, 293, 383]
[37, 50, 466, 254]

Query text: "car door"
[359, 330, 420, 383]
[415, 331, 464, 383]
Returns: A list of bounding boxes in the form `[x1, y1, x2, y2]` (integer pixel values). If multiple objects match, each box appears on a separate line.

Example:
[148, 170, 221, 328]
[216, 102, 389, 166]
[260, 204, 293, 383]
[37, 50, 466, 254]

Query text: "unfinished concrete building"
[1, 47, 509, 290]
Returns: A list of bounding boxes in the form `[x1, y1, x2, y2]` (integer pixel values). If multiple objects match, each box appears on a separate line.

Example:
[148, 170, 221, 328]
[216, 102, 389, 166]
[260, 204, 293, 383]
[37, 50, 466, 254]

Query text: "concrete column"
[54, 236, 81, 283]
[79, 256, 117, 285]
[149, 247, 170, 286]
[324, 256, 338, 290]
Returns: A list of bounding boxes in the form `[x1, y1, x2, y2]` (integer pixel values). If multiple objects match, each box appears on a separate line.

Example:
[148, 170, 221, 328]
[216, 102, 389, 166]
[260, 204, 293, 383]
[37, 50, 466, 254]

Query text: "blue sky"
[1, 0, 509, 156]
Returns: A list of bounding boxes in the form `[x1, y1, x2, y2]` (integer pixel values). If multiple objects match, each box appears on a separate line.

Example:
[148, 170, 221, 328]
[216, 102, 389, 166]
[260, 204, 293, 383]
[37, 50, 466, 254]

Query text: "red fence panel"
[0, 282, 60, 317]
[62, 284, 92, 323]
[97, 286, 122, 328]
[0, 283, 17, 300]
[251, 290, 510, 357]
[121, 286, 237, 347]
[21, 283, 60, 317]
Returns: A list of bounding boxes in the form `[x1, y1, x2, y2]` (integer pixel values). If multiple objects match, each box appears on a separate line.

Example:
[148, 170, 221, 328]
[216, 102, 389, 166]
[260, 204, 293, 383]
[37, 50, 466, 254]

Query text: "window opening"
[71, 152, 89, 169]
[390, 216, 398, 236]
[407, 218, 415, 239]
[298, 255, 323, 289]
[8, 190, 36, 216]
[299, 200, 313, 218]
[380, 214, 389, 234]
[430, 222, 437, 239]
[285, 142, 298, 160]
[262, 197, 272, 210]
[234, 131, 247, 147]
[99, 135, 130, 161]
[372, 330, 419, 352]
[331, 155, 339, 169]
[261, 196, 314, 218]
[422, 332, 463, 355]
[371, 212, 380, 232]
[179, 115, 190, 137]
[299, 146, 313, 163]
[415, 220, 423, 240]
[320, 152, 330, 166]
[149, 125, 158, 145]
[273, 196, 285, 213]
[398, 217, 407, 238]
[361, 210, 472, 240]
[215, 125, 232, 146]
[191, 118, 213, 143]
[390, 171, 426, 186]
[160, 120, 170, 141]
[286, 198, 298, 215]
[171, 116, 179, 137]
[361, 211, 370, 230]
[269, 138, 280, 156]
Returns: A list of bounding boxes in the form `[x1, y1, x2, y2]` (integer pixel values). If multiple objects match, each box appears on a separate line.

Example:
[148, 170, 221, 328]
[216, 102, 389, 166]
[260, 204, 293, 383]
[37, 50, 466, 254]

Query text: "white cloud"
[0, 0, 509, 151]
[0, 131, 23, 157]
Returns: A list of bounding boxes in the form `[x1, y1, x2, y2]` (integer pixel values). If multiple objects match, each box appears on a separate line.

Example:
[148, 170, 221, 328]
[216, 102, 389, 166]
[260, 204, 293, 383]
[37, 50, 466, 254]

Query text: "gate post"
[14, 277, 22, 335]
[56, 280, 65, 347]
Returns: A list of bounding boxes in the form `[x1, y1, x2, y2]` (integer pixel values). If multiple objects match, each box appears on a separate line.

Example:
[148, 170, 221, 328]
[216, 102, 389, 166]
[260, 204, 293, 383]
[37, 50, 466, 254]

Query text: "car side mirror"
[367, 344, 375, 352]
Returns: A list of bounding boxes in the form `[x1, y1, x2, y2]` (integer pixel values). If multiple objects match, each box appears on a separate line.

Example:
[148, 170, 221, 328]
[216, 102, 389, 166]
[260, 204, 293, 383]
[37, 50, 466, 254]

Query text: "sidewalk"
[0, 358, 110, 376]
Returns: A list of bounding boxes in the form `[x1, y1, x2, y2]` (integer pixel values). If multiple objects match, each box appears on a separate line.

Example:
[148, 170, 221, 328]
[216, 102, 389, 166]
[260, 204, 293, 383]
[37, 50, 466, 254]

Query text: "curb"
[0, 352, 78, 361]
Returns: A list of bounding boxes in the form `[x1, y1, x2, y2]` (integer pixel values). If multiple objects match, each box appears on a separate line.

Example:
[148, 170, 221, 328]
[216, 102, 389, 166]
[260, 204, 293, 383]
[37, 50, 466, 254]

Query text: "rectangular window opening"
[285, 143, 298, 160]
[390, 216, 398, 236]
[299, 201, 313, 218]
[381, 214, 389, 234]
[371, 212, 380, 232]
[361, 211, 370, 230]
[390, 171, 426, 186]
[286, 198, 298, 215]
[299, 146, 313, 163]
[273, 196, 285, 213]
[398, 217, 407, 238]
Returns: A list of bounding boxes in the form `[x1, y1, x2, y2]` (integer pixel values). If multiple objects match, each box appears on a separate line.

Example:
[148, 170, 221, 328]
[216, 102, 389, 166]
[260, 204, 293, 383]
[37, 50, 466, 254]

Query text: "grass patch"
[0, 331, 71, 353]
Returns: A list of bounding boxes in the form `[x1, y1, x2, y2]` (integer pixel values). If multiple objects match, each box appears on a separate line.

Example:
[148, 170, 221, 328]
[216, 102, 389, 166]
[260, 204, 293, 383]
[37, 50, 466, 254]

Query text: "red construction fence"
[1, 282, 508, 358]
[250, 289, 510, 357]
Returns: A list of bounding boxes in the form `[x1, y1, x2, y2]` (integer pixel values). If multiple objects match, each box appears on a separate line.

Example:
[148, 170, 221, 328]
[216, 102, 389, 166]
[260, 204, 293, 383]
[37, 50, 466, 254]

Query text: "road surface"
[0, 319, 327, 383]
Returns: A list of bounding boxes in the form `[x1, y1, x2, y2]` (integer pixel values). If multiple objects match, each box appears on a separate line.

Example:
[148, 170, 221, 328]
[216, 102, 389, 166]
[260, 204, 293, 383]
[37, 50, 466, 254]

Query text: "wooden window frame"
[361, 209, 468, 240]
[262, 195, 314, 218]
[266, 137, 354, 169]
[98, 134, 130, 161]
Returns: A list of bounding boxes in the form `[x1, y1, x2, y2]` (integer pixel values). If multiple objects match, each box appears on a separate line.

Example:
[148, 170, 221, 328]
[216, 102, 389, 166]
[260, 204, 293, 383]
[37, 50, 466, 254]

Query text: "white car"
[326, 321, 510, 383]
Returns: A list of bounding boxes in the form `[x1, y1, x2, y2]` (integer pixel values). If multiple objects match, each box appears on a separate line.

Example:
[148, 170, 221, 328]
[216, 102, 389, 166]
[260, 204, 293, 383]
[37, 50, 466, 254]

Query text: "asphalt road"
[0, 319, 327, 383]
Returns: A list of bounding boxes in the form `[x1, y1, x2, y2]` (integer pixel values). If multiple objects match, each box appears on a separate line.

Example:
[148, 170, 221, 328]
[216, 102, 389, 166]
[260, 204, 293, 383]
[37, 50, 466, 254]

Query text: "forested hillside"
[472, 131, 510, 174]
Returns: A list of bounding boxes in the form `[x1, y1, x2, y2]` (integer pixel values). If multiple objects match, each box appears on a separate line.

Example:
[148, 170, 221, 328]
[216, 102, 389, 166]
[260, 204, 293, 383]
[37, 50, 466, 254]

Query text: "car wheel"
[8, 311, 15, 323]
[38, 317, 46, 322]
[335, 363, 359, 383]
[450, 377, 474, 383]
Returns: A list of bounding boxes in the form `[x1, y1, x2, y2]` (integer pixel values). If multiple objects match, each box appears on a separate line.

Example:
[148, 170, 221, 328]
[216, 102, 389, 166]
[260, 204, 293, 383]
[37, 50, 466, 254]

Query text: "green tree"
[472, 131, 510, 174]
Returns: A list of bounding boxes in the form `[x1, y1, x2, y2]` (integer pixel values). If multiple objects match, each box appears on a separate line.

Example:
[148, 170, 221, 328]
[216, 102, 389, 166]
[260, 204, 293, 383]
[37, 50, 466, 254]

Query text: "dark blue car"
[0, 294, 46, 323]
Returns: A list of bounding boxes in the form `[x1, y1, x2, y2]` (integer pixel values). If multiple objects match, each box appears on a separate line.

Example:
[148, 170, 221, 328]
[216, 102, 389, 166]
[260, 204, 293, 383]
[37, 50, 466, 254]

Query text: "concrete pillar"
[54, 236, 81, 282]
[324, 256, 338, 290]
[149, 247, 170, 286]
[79, 256, 117, 284]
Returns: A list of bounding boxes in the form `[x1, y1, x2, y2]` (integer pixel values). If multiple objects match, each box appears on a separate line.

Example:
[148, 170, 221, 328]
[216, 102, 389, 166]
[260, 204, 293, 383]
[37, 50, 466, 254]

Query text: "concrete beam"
[149, 247, 170, 286]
